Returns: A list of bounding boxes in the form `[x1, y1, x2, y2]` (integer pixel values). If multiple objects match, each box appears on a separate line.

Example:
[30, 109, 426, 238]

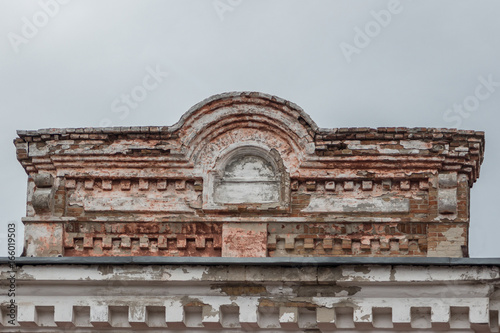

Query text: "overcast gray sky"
[1, 0, 499, 257]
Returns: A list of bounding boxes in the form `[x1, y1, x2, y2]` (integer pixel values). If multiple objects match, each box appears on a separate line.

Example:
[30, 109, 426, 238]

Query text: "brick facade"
[14, 92, 484, 258]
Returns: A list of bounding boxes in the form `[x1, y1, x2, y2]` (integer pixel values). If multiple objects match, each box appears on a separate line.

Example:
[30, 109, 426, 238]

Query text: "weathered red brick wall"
[14, 92, 484, 258]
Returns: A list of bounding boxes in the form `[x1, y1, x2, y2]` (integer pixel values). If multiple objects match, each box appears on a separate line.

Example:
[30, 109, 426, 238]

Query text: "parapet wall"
[14, 92, 485, 258]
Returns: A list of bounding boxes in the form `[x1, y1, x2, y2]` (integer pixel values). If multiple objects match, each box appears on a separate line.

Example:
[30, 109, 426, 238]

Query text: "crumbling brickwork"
[14, 92, 484, 257]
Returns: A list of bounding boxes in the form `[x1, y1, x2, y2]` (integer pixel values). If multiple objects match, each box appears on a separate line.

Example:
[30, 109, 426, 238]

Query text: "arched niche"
[205, 146, 290, 210]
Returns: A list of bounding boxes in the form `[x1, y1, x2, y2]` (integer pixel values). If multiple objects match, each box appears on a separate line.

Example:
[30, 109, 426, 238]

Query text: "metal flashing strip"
[1, 256, 500, 266]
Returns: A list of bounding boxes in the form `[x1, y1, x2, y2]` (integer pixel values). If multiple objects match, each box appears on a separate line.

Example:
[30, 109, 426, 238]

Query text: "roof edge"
[15, 91, 486, 139]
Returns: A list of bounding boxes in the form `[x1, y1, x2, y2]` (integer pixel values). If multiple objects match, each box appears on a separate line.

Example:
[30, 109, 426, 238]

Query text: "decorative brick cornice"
[14, 93, 484, 183]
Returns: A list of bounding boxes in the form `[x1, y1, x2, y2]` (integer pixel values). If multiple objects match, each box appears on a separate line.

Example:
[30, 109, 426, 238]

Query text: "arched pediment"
[171, 92, 317, 174]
